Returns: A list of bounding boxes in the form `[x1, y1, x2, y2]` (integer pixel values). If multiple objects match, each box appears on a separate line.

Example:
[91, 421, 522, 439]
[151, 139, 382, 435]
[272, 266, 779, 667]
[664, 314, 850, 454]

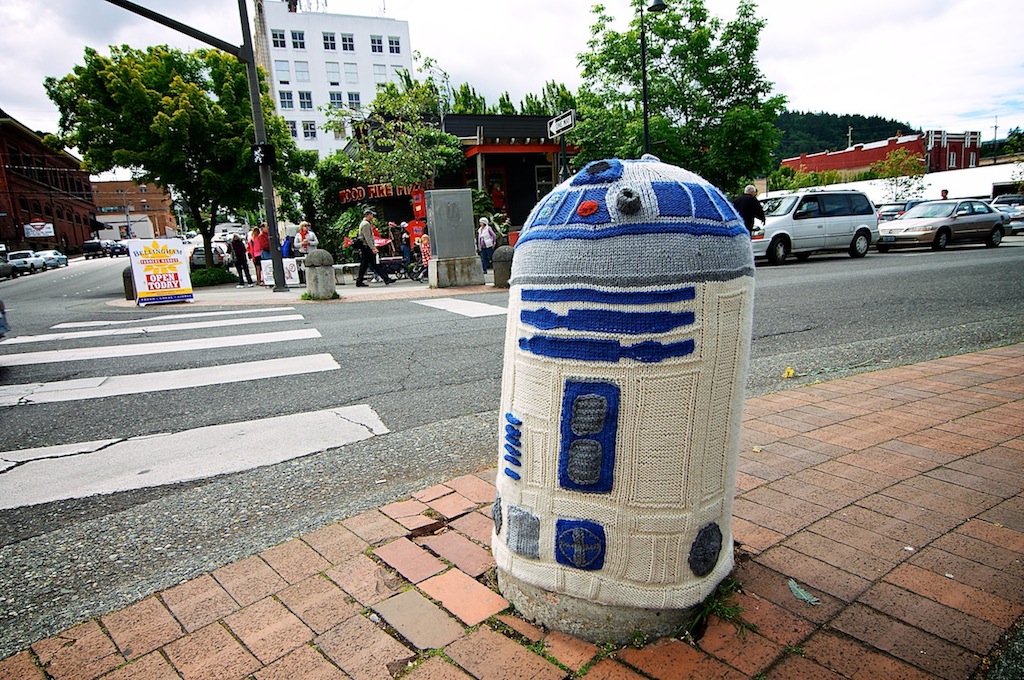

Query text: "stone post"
[491, 245, 514, 289]
[303, 249, 336, 299]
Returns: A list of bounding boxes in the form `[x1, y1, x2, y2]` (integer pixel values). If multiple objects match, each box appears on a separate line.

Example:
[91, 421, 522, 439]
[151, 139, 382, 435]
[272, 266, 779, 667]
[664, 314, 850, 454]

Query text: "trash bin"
[122, 266, 134, 301]
[491, 245, 514, 289]
[492, 156, 755, 644]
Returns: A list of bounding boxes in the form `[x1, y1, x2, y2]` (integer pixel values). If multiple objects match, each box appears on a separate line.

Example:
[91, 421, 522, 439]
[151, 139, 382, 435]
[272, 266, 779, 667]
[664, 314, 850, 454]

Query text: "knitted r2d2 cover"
[493, 156, 754, 611]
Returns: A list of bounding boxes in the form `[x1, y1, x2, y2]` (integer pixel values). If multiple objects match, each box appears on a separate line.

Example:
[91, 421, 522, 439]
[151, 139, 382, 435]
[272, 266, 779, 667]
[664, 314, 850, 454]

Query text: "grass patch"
[676, 576, 756, 641]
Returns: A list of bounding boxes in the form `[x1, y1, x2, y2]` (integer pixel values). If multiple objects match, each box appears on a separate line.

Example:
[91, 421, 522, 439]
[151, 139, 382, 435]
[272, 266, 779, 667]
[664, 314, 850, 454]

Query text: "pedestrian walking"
[355, 208, 395, 287]
[732, 185, 765, 233]
[477, 217, 497, 273]
[230, 234, 253, 287]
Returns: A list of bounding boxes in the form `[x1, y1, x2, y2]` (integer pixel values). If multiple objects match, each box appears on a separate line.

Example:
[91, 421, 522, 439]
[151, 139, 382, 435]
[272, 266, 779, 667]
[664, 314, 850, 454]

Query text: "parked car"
[990, 194, 1024, 234]
[877, 199, 930, 222]
[877, 199, 1006, 251]
[6, 250, 48, 274]
[35, 249, 69, 268]
[189, 244, 227, 268]
[105, 241, 128, 257]
[0, 253, 15, 280]
[751, 189, 879, 264]
[82, 240, 107, 259]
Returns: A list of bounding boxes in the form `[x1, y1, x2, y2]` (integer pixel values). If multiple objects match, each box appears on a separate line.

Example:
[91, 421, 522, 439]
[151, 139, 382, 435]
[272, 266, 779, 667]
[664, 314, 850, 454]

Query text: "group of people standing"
[224, 209, 499, 290]
[229, 221, 319, 288]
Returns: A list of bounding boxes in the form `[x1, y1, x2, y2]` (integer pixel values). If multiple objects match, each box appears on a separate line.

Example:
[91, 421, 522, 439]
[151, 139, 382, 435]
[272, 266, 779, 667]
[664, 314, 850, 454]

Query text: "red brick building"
[0, 108, 97, 253]
[91, 180, 178, 239]
[781, 130, 981, 176]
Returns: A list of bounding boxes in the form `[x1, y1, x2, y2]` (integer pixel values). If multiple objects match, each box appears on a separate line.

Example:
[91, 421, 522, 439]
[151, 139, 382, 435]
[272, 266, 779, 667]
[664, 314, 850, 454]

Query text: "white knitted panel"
[494, 276, 752, 610]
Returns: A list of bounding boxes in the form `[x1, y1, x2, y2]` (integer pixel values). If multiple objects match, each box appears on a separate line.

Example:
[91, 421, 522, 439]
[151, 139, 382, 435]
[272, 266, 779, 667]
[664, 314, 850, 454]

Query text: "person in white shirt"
[293, 221, 318, 255]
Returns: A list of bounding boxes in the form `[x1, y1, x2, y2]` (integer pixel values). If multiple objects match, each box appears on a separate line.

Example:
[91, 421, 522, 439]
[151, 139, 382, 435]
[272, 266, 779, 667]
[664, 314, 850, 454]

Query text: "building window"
[279, 91, 294, 109]
[298, 91, 313, 109]
[333, 128, 346, 141]
[370, 35, 383, 53]
[347, 92, 361, 110]
[294, 61, 309, 82]
[286, 121, 297, 138]
[341, 33, 354, 51]
[302, 121, 317, 139]
[271, 29, 286, 48]
[344, 62, 358, 84]
[373, 64, 387, 83]
[275, 60, 290, 84]
[326, 61, 340, 86]
[323, 32, 336, 50]
[969, 151, 977, 167]
[329, 91, 344, 108]
[388, 36, 401, 54]
[392, 65, 406, 80]
[948, 151, 957, 169]
[291, 30, 305, 49]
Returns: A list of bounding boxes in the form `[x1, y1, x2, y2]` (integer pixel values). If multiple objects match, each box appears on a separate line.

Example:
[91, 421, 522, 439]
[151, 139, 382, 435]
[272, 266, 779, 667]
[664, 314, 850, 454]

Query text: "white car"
[751, 190, 879, 264]
[6, 250, 48, 274]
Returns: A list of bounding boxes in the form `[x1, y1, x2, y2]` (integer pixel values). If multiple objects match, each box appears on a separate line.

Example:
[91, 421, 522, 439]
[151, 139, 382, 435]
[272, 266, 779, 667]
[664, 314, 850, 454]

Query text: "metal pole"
[640, 6, 650, 155]
[237, 0, 286, 291]
[102, 0, 286, 290]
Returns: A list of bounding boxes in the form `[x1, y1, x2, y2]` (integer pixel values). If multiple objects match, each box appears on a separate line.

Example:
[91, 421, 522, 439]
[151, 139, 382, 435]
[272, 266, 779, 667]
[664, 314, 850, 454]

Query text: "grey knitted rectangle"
[506, 504, 540, 558]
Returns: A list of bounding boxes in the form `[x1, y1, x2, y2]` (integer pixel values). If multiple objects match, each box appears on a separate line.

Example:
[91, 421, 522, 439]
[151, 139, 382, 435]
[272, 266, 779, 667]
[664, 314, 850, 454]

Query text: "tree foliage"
[775, 111, 920, 162]
[44, 45, 301, 264]
[520, 81, 577, 116]
[871, 148, 926, 201]
[572, 0, 785, 193]
[322, 63, 464, 187]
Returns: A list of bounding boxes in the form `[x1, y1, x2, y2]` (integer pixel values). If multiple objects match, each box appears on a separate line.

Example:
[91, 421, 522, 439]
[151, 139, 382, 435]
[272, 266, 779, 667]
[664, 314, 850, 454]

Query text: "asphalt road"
[0, 239, 1022, 658]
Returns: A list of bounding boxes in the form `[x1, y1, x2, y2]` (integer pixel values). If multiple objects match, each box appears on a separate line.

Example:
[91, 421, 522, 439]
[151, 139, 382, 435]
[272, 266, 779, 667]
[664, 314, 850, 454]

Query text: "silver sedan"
[876, 199, 1007, 252]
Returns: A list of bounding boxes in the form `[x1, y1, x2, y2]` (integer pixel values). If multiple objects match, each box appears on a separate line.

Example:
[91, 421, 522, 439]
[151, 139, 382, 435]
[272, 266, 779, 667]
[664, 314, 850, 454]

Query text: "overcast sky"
[3, 0, 1022, 149]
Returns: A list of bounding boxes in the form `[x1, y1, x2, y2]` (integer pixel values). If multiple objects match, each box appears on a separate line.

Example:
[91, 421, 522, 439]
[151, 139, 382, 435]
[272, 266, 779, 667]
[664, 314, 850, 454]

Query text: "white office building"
[253, 0, 413, 158]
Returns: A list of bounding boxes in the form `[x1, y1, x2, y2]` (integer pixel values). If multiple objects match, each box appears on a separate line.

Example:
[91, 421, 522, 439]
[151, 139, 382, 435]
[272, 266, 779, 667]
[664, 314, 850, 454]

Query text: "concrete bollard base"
[497, 570, 698, 645]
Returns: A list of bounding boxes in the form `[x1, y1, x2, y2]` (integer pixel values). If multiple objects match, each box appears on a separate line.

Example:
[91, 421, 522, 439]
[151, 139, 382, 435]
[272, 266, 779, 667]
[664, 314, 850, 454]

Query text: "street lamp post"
[640, 1, 667, 155]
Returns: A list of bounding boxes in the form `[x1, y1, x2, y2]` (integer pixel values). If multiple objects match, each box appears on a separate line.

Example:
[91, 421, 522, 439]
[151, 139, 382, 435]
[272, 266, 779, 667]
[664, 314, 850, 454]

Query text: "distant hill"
[775, 110, 921, 163]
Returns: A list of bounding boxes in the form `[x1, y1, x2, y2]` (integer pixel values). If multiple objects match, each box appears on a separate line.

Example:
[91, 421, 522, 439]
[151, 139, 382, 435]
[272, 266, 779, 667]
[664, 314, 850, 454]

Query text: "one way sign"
[547, 109, 576, 138]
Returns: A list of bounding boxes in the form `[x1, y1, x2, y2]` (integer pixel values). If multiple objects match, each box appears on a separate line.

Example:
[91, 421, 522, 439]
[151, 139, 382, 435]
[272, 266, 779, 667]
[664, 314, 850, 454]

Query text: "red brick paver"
[5, 344, 1024, 680]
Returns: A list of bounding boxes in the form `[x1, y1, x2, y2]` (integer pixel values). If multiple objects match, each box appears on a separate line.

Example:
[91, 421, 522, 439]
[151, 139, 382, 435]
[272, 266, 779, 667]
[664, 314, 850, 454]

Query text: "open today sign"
[127, 239, 194, 306]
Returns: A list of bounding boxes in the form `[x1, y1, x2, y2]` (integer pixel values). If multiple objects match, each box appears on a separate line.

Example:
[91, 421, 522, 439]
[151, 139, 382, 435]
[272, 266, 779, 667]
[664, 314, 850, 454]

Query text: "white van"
[751, 189, 879, 264]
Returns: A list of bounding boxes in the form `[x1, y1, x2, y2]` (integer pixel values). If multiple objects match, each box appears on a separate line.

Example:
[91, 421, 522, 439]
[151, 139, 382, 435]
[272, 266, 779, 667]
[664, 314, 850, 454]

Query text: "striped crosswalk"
[0, 306, 356, 508]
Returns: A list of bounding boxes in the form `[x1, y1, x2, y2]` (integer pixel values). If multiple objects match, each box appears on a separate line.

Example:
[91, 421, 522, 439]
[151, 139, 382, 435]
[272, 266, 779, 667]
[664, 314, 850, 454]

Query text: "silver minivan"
[751, 189, 879, 265]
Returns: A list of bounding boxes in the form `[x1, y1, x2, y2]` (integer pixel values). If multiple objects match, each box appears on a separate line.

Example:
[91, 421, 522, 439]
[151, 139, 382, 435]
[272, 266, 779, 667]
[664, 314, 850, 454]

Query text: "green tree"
[573, 0, 785, 193]
[1004, 127, 1024, 155]
[493, 92, 517, 115]
[520, 81, 577, 116]
[870, 148, 926, 200]
[322, 70, 464, 187]
[451, 83, 488, 114]
[44, 45, 300, 266]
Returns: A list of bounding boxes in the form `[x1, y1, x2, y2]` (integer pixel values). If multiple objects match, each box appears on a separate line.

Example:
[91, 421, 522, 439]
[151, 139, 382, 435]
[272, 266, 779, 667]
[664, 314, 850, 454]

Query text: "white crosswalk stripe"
[1, 314, 305, 344]
[0, 328, 320, 366]
[0, 306, 379, 508]
[414, 297, 508, 317]
[0, 353, 340, 406]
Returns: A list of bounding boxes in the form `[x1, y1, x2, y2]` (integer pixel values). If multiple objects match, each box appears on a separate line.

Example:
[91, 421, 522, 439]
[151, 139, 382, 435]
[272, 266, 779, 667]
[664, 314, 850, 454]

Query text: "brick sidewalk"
[2, 344, 1022, 679]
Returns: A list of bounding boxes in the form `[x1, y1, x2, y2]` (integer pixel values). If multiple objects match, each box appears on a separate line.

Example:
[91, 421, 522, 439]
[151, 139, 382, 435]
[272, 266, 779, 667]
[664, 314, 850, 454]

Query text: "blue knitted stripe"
[519, 336, 695, 363]
[516, 220, 746, 244]
[521, 308, 695, 334]
[521, 287, 695, 305]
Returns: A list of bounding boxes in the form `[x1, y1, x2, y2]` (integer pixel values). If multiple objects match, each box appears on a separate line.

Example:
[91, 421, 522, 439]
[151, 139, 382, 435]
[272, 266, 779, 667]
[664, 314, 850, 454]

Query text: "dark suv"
[106, 241, 129, 257]
[82, 240, 106, 259]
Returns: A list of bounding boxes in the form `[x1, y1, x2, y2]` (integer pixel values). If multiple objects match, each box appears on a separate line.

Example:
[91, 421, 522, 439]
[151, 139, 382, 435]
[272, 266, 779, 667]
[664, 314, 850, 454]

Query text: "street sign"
[547, 109, 576, 138]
